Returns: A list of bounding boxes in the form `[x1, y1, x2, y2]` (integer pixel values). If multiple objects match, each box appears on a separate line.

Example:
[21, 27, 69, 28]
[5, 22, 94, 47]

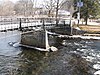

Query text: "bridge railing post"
[42, 19, 45, 30]
[64, 20, 65, 26]
[19, 18, 22, 31]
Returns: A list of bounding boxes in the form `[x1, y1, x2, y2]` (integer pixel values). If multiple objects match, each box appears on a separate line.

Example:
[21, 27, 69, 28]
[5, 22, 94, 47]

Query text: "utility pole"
[77, 0, 83, 24]
[77, 0, 81, 24]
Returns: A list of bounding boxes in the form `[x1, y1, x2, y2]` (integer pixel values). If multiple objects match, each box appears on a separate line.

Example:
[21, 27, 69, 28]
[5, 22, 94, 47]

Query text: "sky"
[0, 0, 43, 3]
[0, 0, 44, 7]
[0, 0, 18, 3]
[0, 0, 19, 3]
[10, 0, 19, 3]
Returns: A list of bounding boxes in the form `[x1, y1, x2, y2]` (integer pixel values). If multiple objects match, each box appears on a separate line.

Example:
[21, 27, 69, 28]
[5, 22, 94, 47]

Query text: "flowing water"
[0, 31, 100, 75]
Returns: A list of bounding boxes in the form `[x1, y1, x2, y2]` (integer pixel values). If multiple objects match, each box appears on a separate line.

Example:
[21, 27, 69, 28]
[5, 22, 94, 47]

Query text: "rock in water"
[13, 42, 20, 48]
[93, 64, 100, 70]
[94, 70, 100, 75]
[50, 46, 58, 51]
[8, 42, 14, 46]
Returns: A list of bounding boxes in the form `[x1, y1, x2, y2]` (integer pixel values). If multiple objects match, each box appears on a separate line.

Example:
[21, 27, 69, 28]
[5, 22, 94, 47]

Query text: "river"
[0, 30, 100, 75]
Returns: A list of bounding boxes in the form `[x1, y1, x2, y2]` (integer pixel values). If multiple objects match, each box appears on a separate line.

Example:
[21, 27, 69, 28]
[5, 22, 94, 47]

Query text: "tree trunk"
[56, 0, 59, 26]
[48, 10, 51, 17]
[85, 10, 88, 25]
[85, 16, 88, 25]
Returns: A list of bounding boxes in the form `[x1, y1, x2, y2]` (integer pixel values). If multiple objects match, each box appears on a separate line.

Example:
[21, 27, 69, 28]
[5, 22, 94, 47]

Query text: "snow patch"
[93, 64, 100, 70]
[94, 70, 100, 75]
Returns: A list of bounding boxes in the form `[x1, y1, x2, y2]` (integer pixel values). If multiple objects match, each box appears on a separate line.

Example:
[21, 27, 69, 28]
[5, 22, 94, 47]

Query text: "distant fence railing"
[0, 17, 70, 32]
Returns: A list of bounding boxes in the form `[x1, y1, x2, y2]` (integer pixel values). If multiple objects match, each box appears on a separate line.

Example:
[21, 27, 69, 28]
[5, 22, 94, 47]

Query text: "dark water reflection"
[17, 48, 47, 75]
[17, 40, 93, 75]
[0, 31, 100, 75]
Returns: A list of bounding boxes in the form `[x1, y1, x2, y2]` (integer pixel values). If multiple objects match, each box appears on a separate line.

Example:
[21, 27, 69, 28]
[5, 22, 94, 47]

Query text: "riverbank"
[78, 24, 100, 33]
[73, 20, 100, 33]
[73, 24, 100, 34]
[0, 30, 97, 75]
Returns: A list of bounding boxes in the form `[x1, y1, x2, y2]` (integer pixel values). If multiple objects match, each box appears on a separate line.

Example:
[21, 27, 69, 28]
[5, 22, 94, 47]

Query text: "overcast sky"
[10, 0, 19, 3]
[0, 0, 44, 7]
[4, 0, 43, 4]
[0, 0, 18, 3]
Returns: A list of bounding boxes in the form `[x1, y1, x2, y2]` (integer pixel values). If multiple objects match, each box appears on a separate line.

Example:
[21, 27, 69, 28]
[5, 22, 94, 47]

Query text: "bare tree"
[42, 0, 74, 25]
[52, 0, 58, 25]
[60, 0, 75, 17]
[43, 0, 56, 17]
[0, 0, 14, 16]
[14, 0, 34, 16]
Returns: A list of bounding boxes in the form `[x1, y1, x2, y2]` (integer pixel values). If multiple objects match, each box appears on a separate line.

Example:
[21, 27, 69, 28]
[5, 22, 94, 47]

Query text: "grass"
[73, 24, 100, 33]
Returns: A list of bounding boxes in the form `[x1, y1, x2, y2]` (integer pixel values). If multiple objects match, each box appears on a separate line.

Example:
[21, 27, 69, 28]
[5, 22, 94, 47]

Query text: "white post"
[77, 12, 80, 24]
[70, 6, 74, 35]
[45, 30, 50, 51]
